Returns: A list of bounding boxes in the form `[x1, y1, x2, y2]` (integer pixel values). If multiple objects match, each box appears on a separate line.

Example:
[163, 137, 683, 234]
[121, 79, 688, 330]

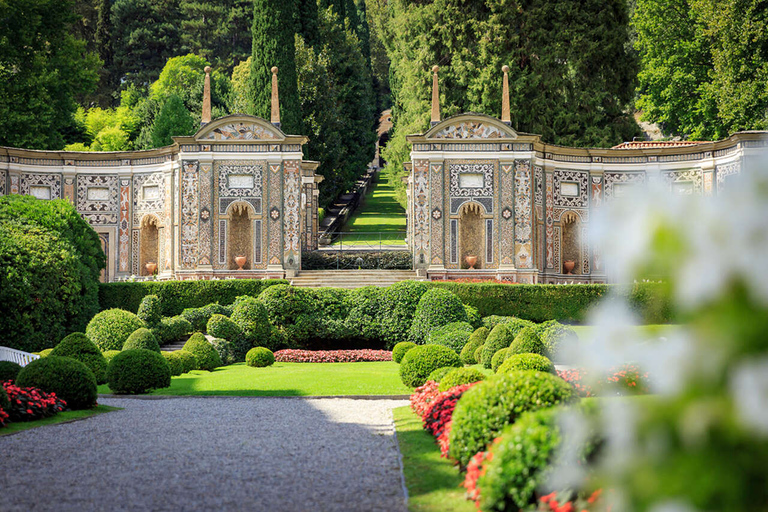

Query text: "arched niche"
[459, 202, 485, 269]
[227, 202, 254, 270]
[561, 211, 581, 274]
[140, 214, 160, 276]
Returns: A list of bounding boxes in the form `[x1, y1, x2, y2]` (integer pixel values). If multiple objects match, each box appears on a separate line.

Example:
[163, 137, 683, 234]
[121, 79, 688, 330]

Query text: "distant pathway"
[0, 397, 409, 512]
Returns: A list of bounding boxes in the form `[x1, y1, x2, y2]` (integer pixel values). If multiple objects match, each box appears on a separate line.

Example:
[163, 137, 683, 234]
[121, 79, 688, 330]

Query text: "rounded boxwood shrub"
[509, 326, 548, 357]
[210, 337, 241, 365]
[86, 308, 145, 352]
[161, 351, 184, 376]
[176, 350, 199, 373]
[480, 324, 516, 369]
[448, 370, 576, 466]
[0, 361, 23, 383]
[181, 303, 231, 332]
[491, 348, 511, 372]
[137, 294, 162, 327]
[344, 286, 384, 344]
[399, 344, 462, 388]
[392, 341, 416, 363]
[103, 350, 121, 364]
[106, 349, 171, 394]
[158, 315, 192, 344]
[16, 356, 97, 409]
[482, 316, 536, 337]
[379, 280, 429, 347]
[474, 344, 485, 364]
[438, 367, 486, 392]
[123, 327, 161, 353]
[246, 347, 275, 367]
[409, 289, 469, 344]
[427, 322, 474, 354]
[182, 333, 222, 371]
[207, 314, 241, 341]
[230, 297, 272, 348]
[35, 348, 54, 357]
[461, 327, 489, 365]
[427, 366, 455, 383]
[539, 321, 578, 359]
[50, 332, 108, 384]
[498, 353, 556, 375]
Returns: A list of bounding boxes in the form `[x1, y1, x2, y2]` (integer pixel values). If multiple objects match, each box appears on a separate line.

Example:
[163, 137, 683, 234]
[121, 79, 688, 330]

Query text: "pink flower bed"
[273, 349, 393, 363]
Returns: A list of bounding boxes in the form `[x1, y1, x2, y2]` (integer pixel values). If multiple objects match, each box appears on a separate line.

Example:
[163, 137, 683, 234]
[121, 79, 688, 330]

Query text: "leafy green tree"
[250, 0, 301, 133]
[92, 126, 131, 151]
[0, 0, 100, 149]
[150, 94, 196, 147]
[230, 57, 253, 113]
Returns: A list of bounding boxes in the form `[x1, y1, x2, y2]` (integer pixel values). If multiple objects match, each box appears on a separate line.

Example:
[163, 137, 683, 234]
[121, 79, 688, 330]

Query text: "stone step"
[289, 270, 421, 289]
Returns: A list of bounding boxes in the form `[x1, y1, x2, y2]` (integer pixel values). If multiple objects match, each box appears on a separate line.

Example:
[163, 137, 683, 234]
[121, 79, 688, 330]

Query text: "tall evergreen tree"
[250, 0, 301, 133]
[94, 0, 115, 106]
[180, 0, 230, 65]
[295, 0, 321, 49]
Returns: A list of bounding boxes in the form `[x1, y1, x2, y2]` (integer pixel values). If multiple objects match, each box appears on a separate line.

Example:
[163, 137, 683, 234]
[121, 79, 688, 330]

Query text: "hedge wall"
[99, 279, 288, 316]
[427, 282, 673, 324]
[301, 251, 412, 270]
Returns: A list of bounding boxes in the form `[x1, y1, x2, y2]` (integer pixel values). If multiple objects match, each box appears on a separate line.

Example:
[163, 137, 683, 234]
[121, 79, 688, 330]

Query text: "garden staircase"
[290, 270, 421, 289]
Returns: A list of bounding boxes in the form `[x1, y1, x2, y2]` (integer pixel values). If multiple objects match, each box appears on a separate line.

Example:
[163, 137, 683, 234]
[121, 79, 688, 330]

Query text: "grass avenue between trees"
[338, 178, 407, 245]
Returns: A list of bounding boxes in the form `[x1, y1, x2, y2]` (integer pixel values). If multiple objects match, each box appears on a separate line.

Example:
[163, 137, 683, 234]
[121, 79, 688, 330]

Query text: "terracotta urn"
[145, 261, 157, 276]
[235, 256, 247, 271]
[563, 260, 575, 275]
[465, 254, 478, 270]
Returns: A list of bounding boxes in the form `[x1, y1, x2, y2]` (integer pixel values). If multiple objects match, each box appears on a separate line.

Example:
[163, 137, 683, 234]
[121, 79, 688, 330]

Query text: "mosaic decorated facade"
[406, 113, 766, 283]
[0, 115, 322, 281]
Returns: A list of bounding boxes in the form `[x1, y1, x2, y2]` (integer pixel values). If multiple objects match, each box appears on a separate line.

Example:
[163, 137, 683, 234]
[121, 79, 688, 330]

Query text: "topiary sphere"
[408, 289, 469, 344]
[231, 297, 272, 348]
[482, 316, 536, 337]
[448, 370, 576, 466]
[508, 326, 548, 358]
[539, 322, 578, 360]
[176, 350, 199, 373]
[207, 314, 241, 340]
[491, 348, 511, 372]
[86, 308, 145, 352]
[246, 347, 275, 367]
[16, 356, 97, 409]
[123, 327, 161, 353]
[461, 327, 489, 365]
[207, 314, 248, 362]
[161, 351, 184, 376]
[51, 332, 108, 384]
[0, 361, 23, 383]
[498, 353, 556, 375]
[438, 367, 486, 392]
[106, 349, 171, 394]
[182, 333, 222, 371]
[137, 294, 162, 327]
[102, 350, 121, 364]
[392, 341, 416, 364]
[427, 366, 455, 383]
[399, 344, 462, 388]
[379, 280, 429, 346]
[480, 324, 516, 369]
[427, 322, 474, 354]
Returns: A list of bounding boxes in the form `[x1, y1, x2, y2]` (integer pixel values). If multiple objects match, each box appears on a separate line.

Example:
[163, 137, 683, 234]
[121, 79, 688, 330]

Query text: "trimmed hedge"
[0, 361, 22, 383]
[482, 316, 536, 337]
[301, 250, 412, 270]
[491, 348, 510, 372]
[230, 297, 271, 348]
[344, 286, 384, 344]
[182, 303, 232, 332]
[176, 350, 199, 373]
[86, 309, 145, 352]
[246, 347, 275, 367]
[461, 327, 489, 365]
[103, 350, 121, 364]
[182, 333, 222, 371]
[161, 351, 185, 376]
[427, 322, 474, 354]
[157, 315, 192, 344]
[16, 356, 97, 409]
[509, 326, 547, 358]
[399, 344, 462, 388]
[409, 288, 469, 344]
[50, 332, 108, 384]
[480, 324, 516, 369]
[98, 279, 288, 316]
[106, 349, 171, 394]
[498, 353, 555, 375]
[429, 282, 674, 324]
[379, 281, 429, 347]
[392, 342, 416, 364]
[448, 370, 576, 466]
[438, 367, 486, 392]
[426, 366, 455, 383]
[123, 327, 161, 353]
[464, 305, 482, 329]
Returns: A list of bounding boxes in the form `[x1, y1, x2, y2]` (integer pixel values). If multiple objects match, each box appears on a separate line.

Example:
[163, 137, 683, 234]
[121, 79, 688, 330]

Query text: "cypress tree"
[95, 0, 115, 106]
[250, 0, 301, 133]
[295, 0, 320, 49]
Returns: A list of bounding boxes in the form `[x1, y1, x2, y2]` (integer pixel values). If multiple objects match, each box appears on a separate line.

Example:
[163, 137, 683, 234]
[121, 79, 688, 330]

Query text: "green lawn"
[98, 361, 412, 397]
[394, 406, 476, 512]
[0, 405, 120, 437]
[337, 178, 407, 245]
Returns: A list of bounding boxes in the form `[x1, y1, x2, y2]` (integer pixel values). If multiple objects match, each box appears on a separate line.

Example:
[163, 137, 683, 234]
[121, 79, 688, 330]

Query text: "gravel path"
[0, 397, 410, 512]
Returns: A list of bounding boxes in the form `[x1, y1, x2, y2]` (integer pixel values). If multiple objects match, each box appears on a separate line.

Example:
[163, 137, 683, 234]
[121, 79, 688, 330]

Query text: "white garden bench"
[0, 346, 41, 367]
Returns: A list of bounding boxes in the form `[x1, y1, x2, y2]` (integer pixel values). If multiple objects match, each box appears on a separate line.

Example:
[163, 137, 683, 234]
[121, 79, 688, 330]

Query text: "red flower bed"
[536, 489, 605, 512]
[437, 420, 453, 458]
[463, 448, 493, 504]
[410, 380, 440, 418]
[558, 364, 649, 397]
[273, 349, 392, 363]
[0, 408, 8, 428]
[2, 381, 67, 423]
[423, 382, 477, 438]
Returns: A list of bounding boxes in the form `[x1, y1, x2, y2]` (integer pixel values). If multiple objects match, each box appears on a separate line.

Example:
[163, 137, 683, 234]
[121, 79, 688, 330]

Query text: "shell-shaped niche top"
[427, 114, 517, 140]
[200, 122, 281, 141]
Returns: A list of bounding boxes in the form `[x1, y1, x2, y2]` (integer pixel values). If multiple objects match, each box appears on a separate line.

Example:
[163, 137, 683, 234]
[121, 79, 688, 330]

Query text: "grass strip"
[393, 406, 476, 512]
[337, 179, 407, 245]
[0, 405, 121, 437]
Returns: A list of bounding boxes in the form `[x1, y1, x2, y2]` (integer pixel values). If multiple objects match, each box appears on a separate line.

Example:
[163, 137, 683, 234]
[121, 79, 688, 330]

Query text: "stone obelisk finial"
[501, 65, 511, 125]
[271, 66, 281, 128]
[201, 66, 212, 126]
[430, 65, 440, 127]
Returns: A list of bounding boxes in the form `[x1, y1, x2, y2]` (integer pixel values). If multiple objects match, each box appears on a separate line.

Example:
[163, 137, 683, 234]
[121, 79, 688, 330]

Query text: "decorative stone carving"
[433, 121, 513, 139]
[201, 123, 280, 140]
[449, 162, 494, 197]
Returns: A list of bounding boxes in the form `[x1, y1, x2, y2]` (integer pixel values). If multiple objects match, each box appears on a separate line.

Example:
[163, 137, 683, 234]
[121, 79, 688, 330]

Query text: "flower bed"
[423, 382, 477, 438]
[409, 380, 440, 418]
[273, 349, 392, 363]
[2, 381, 68, 423]
[557, 364, 649, 397]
